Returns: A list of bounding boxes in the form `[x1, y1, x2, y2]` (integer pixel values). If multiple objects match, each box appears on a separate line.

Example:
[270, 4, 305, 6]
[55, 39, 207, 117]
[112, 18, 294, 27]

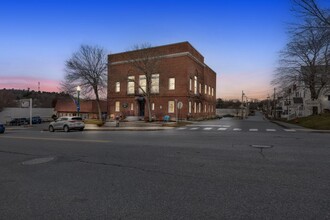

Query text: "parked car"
[9, 118, 29, 126]
[0, 123, 5, 133]
[49, 116, 85, 132]
[29, 116, 42, 124]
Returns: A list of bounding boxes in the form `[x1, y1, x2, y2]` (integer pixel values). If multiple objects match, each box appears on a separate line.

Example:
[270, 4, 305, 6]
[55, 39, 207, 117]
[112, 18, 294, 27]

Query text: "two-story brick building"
[107, 42, 217, 121]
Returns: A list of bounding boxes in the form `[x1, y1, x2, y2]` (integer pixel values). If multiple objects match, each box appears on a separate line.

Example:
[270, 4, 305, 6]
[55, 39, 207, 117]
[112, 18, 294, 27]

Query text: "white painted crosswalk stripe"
[284, 129, 296, 132]
[218, 128, 228, 131]
[249, 129, 258, 132]
[266, 129, 276, 132]
[233, 128, 241, 131]
[203, 128, 213, 130]
[190, 127, 199, 130]
[177, 127, 187, 130]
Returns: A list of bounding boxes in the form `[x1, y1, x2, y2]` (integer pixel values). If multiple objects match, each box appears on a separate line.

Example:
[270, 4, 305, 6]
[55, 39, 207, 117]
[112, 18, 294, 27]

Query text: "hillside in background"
[0, 89, 70, 111]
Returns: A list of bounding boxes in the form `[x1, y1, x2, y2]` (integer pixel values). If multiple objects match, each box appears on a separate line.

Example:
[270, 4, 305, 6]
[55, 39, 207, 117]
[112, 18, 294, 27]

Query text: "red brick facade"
[107, 42, 217, 120]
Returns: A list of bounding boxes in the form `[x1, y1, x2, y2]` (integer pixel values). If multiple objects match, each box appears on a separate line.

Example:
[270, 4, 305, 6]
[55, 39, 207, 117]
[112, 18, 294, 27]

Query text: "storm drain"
[22, 157, 55, 165]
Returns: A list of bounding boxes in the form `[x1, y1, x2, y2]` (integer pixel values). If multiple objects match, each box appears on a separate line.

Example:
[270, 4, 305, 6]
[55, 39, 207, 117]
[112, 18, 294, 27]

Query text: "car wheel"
[79, 128, 84, 131]
[63, 125, 69, 132]
[49, 125, 55, 132]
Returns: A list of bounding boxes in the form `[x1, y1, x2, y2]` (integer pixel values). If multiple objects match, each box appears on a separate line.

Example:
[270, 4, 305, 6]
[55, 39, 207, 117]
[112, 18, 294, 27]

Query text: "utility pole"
[273, 88, 276, 119]
[241, 90, 244, 119]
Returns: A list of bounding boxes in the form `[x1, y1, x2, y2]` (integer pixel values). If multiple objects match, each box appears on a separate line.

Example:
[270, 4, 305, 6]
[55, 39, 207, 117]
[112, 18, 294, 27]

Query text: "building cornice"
[109, 52, 206, 67]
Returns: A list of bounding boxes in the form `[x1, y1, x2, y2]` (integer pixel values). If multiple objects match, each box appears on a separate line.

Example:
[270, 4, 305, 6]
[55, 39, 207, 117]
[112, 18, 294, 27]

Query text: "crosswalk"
[176, 126, 296, 132]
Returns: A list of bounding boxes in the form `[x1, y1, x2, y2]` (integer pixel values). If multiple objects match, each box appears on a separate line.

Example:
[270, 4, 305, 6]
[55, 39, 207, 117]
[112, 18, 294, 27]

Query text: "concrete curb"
[270, 120, 330, 133]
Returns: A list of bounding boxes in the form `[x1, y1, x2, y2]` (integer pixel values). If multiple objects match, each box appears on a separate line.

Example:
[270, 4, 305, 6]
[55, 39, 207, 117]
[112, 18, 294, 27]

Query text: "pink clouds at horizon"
[0, 76, 60, 92]
[216, 71, 274, 100]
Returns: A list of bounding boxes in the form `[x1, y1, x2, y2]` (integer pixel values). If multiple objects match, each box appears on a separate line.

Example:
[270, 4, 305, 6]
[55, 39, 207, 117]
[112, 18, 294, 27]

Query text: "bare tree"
[62, 45, 107, 120]
[293, 0, 330, 26]
[273, 26, 330, 100]
[125, 43, 161, 122]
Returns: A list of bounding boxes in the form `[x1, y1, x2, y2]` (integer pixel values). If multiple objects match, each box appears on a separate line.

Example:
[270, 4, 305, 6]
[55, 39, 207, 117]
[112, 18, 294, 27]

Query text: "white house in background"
[278, 82, 330, 120]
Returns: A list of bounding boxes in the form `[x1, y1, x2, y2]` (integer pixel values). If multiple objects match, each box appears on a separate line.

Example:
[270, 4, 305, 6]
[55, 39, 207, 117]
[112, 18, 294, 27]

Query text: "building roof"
[109, 41, 205, 64]
[55, 99, 107, 113]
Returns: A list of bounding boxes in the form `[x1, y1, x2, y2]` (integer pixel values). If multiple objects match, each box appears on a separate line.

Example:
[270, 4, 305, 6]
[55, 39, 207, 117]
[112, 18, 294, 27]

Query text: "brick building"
[107, 42, 217, 121]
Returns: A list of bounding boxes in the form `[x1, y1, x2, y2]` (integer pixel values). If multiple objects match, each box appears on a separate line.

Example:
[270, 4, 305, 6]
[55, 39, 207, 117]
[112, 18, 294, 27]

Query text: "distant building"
[107, 42, 217, 121]
[54, 99, 107, 119]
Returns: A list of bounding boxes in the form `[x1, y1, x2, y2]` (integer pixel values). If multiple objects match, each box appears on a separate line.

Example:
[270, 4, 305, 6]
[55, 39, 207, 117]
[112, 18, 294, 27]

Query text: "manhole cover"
[22, 157, 55, 165]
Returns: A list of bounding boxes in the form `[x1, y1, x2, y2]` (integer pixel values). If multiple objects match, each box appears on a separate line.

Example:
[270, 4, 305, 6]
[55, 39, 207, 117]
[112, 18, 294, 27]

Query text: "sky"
[0, 0, 321, 100]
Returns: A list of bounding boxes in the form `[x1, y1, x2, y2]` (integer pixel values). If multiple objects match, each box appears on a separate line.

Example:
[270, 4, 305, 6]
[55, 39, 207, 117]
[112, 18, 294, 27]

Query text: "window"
[205, 85, 207, 94]
[152, 103, 155, 111]
[204, 104, 207, 112]
[168, 101, 175, 113]
[328, 95, 330, 101]
[115, 101, 120, 112]
[151, 74, 159, 93]
[189, 78, 192, 91]
[169, 78, 175, 90]
[127, 76, 135, 94]
[194, 76, 198, 94]
[189, 101, 192, 113]
[199, 83, 202, 94]
[194, 102, 197, 113]
[208, 86, 211, 95]
[211, 88, 214, 96]
[139, 75, 146, 94]
[115, 82, 120, 92]
[198, 103, 201, 113]
[130, 103, 134, 111]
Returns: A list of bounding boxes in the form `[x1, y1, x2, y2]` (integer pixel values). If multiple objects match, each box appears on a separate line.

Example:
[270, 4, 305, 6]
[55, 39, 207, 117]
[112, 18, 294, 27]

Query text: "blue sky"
[0, 0, 317, 99]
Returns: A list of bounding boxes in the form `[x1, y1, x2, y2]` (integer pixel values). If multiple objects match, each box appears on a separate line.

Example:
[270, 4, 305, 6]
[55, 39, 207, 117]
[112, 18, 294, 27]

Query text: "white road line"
[249, 129, 258, 132]
[218, 128, 228, 131]
[219, 125, 231, 128]
[266, 129, 276, 132]
[233, 128, 241, 131]
[190, 127, 199, 130]
[177, 127, 187, 130]
[284, 129, 296, 132]
[203, 128, 213, 130]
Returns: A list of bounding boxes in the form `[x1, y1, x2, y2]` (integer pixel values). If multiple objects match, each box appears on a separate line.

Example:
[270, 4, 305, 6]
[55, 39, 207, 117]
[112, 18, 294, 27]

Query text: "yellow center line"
[0, 136, 111, 143]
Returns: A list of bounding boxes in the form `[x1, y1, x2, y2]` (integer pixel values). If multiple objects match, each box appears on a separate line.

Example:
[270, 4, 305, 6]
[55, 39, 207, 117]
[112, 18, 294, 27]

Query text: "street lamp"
[77, 86, 81, 116]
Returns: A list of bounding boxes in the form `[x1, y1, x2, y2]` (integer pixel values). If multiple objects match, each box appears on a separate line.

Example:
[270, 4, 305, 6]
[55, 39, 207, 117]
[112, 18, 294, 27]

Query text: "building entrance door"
[138, 99, 145, 117]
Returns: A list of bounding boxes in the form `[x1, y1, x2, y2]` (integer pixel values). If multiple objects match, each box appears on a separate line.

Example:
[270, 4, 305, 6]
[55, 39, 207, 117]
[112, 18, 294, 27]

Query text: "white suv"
[49, 116, 85, 132]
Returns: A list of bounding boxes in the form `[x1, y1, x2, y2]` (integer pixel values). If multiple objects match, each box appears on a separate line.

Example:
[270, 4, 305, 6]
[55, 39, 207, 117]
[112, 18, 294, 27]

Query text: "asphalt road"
[0, 113, 330, 219]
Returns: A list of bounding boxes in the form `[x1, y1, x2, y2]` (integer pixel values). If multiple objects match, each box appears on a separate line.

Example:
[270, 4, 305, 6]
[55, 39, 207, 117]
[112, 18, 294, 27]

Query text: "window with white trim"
[205, 85, 207, 94]
[139, 75, 146, 94]
[169, 78, 175, 90]
[189, 101, 192, 113]
[211, 88, 214, 96]
[208, 86, 211, 95]
[194, 76, 198, 94]
[199, 83, 202, 94]
[127, 76, 135, 94]
[194, 102, 197, 113]
[152, 103, 155, 111]
[198, 103, 201, 113]
[204, 104, 207, 112]
[115, 82, 120, 92]
[130, 103, 134, 111]
[189, 78, 192, 91]
[151, 74, 159, 93]
[115, 101, 120, 112]
[168, 101, 175, 113]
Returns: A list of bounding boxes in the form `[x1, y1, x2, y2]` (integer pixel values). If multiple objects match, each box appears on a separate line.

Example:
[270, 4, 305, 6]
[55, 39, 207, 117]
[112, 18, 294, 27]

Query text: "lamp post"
[77, 86, 81, 116]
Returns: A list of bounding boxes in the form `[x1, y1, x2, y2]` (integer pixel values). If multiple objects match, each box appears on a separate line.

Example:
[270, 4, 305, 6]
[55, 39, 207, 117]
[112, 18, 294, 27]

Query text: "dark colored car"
[0, 123, 5, 133]
[28, 116, 42, 124]
[9, 118, 29, 126]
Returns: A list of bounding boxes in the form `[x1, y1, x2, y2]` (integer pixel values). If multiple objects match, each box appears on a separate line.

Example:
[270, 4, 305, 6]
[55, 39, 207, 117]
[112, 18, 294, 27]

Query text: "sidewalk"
[270, 120, 330, 133]
[84, 121, 176, 131]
